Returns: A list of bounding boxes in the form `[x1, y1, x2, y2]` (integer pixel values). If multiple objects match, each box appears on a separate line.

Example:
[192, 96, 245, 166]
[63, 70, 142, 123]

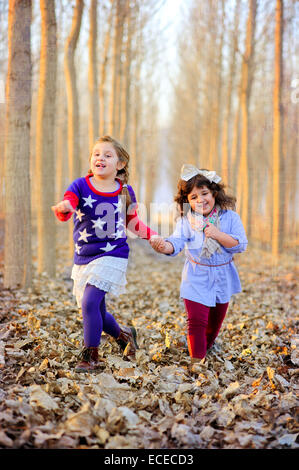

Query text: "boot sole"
[130, 327, 139, 350]
[117, 327, 139, 352]
[75, 365, 105, 373]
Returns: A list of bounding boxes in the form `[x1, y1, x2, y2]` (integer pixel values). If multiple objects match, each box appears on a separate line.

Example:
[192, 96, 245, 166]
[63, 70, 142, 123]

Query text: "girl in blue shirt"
[150, 164, 247, 362]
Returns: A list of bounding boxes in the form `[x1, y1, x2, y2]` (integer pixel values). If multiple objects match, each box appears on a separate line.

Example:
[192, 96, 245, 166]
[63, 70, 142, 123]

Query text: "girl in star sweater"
[52, 136, 157, 372]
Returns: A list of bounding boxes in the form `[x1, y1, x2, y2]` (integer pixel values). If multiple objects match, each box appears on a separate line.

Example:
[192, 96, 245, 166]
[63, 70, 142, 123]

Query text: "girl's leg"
[100, 294, 120, 338]
[82, 284, 122, 345]
[81, 283, 106, 347]
[82, 284, 137, 359]
[77, 284, 137, 371]
[206, 302, 229, 350]
[100, 295, 138, 358]
[183, 299, 210, 359]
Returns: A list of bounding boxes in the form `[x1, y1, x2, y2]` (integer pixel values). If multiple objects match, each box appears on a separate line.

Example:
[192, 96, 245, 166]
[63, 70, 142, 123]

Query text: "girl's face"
[90, 142, 125, 179]
[187, 185, 216, 216]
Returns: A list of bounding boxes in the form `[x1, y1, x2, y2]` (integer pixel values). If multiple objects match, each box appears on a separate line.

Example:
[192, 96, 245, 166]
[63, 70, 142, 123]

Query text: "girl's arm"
[126, 210, 158, 240]
[204, 223, 238, 248]
[150, 218, 191, 256]
[205, 211, 248, 253]
[51, 191, 79, 221]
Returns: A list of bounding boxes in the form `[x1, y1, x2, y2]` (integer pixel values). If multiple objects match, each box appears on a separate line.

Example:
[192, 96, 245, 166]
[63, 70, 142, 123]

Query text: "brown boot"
[116, 326, 139, 359]
[75, 346, 105, 372]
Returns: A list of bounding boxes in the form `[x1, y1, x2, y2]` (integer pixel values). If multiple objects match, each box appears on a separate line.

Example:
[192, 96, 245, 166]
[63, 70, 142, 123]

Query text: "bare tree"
[236, 0, 257, 235]
[119, 0, 134, 147]
[4, 0, 32, 288]
[99, 2, 114, 137]
[108, 0, 126, 137]
[88, 0, 98, 150]
[64, 0, 83, 181]
[36, 0, 57, 276]
[221, 0, 240, 185]
[272, 0, 284, 256]
[64, 0, 83, 257]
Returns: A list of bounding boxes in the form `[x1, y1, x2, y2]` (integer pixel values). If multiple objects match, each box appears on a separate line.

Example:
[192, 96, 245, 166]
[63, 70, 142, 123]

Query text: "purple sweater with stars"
[54, 175, 157, 265]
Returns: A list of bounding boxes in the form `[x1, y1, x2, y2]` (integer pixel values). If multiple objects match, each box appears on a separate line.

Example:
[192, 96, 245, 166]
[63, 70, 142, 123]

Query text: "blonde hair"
[89, 135, 132, 209]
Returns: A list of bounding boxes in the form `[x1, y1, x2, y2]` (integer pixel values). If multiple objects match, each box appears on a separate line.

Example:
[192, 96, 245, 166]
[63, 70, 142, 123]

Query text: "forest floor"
[0, 231, 298, 450]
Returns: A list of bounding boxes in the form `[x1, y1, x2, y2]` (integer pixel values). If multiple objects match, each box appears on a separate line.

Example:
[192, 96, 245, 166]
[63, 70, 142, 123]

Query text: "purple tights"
[81, 284, 121, 347]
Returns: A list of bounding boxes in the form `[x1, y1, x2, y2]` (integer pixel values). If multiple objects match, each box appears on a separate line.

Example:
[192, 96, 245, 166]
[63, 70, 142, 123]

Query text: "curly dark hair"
[174, 170, 236, 217]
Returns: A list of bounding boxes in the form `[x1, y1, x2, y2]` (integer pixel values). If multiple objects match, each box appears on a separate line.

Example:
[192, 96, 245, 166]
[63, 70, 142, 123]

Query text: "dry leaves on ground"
[0, 239, 298, 449]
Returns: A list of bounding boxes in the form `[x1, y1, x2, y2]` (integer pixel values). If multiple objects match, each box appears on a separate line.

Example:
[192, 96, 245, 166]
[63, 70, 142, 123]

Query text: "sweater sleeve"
[126, 210, 158, 240]
[54, 190, 79, 222]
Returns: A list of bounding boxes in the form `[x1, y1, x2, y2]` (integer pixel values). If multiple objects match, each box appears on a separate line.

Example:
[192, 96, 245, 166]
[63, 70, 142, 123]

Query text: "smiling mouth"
[95, 163, 106, 168]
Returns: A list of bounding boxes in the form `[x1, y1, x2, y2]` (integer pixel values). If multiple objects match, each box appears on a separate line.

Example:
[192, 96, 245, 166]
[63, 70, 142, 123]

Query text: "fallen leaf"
[64, 403, 95, 436]
[222, 381, 240, 399]
[0, 430, 13, 447]
[29, 385, 59, 411]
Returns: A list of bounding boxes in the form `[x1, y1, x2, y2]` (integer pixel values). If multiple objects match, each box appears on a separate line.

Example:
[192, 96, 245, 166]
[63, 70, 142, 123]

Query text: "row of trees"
[168, 0, 298, 255]
[2, 0, 162, 288]
[1, 0, 298, 289]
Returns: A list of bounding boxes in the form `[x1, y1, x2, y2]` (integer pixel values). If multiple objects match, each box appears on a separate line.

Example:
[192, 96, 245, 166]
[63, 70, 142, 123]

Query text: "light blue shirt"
[165, 210, 248, 307]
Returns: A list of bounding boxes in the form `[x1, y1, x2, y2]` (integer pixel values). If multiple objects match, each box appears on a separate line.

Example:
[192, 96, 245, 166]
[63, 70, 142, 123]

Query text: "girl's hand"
[51, 200, 74, 214]
[149, 235, 166, 252]
[204, 222, 238, 248]
[204, 222, 221, 240]
[149, 236, 174, 254]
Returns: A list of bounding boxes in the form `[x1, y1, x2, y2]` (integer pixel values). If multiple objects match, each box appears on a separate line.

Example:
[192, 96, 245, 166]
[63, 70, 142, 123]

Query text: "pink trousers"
[183, 298, 229, 359]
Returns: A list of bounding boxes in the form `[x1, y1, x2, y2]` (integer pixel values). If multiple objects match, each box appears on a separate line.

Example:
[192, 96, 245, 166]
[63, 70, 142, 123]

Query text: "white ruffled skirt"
[71, 256, 128, 308]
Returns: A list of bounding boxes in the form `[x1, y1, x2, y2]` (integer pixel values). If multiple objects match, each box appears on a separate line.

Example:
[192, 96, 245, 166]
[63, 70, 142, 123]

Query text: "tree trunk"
[119, 0, 133, 148]
[115, 0, 126, 139]
[221, 0, 240, 186]
[99, 3, 113, 137]
[64, 0, 83, 181]
[215, 0, 225, 174]
[64, 0, 83, 257]
[88, 0, 98, 150]
[4, 0, 32, 288]
[272, 0, 284, 256]
[206, 1, 217, 170]
[36, 0, 57, 276]
[130, 26, 142, 200]
[231, 89, 241, 194]
[236, 0, 257, 235]
[108, 0, 124, 137]
[56, 78, 68, 203]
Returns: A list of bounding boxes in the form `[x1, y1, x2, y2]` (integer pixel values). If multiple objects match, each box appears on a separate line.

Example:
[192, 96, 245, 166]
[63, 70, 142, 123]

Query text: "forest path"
[0, 239, 298, 449]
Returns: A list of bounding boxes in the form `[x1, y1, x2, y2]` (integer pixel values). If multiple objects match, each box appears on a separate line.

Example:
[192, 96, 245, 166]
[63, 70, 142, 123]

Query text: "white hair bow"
[180, 164, 222, 184]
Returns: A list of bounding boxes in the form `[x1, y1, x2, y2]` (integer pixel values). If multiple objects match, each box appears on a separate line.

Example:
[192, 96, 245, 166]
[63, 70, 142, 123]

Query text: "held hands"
[149, 235, 174, 255]
[51, 200, 74, 214]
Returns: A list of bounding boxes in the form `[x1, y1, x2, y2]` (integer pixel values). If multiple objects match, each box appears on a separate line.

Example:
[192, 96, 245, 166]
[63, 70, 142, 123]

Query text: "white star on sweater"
[83, 195, 97, 208]
[91, 217, 106, 230]
[101, 242, 115, 252]
[112, 228, 125, 239]
[116, 216, 124, 228]
[75, 208, 85, 222]
[78, 228, 92, 243]
[113, 199, 123, 213]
